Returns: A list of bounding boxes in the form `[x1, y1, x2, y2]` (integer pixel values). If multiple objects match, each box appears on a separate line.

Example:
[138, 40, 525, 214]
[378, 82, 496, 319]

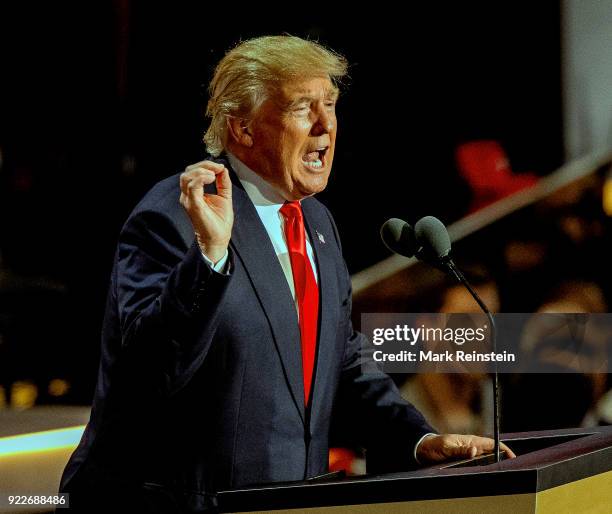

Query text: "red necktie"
[280, 201, 319, 406]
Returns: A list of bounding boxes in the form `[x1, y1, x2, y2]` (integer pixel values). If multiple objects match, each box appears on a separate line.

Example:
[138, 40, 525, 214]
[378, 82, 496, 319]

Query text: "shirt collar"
[226, 151, 286, 207]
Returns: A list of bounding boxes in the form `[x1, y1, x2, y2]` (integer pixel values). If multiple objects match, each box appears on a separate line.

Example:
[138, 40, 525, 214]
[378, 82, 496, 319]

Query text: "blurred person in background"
[503, 280, 609, 432]
[59, 36, 512, 513]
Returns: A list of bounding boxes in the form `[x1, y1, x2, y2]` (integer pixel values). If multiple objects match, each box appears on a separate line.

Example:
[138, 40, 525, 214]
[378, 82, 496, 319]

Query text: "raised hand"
[180, 160, 234, 264]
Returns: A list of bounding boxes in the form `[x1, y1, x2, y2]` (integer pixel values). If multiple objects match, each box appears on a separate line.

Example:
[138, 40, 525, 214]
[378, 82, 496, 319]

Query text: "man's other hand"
[180, 161, 234, 264]
[417, 434, 516, 464]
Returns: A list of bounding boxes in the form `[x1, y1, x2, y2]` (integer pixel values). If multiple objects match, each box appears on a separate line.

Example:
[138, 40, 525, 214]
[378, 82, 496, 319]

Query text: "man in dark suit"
[60, 35, 513, 513]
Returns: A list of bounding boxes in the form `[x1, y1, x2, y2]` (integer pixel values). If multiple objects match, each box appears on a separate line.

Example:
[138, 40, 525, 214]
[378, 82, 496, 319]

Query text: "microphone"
[380, 217, 446, 268]
[414, 216, 452, 265]
[380, 218, 417, 258]
[381, 216, 502, 463]
[414, 216, 451, 257]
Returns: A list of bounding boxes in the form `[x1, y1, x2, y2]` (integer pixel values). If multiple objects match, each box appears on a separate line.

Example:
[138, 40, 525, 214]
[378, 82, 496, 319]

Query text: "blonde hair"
[204, 35, 348, 156]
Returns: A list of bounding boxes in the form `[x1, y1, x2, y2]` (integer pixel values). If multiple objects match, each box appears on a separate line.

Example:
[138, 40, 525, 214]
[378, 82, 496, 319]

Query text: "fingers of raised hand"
[216, 166, 233, 200]
[180, 162, 226, 210]
[181, 165, 217, 193]
[184, 160, 226, 175]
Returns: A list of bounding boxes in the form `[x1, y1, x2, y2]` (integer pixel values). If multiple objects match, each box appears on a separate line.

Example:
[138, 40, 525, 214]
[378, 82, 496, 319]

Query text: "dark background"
[0, 2, 564, 402]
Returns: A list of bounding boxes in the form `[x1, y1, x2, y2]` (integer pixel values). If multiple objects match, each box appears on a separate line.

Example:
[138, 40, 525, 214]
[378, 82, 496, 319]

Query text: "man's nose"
[310, 104, 334, 136]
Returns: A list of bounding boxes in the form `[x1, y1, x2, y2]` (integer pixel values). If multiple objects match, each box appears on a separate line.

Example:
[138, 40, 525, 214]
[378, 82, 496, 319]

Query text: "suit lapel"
[301, 199, 340, 430]
[228, 175, 306, 424]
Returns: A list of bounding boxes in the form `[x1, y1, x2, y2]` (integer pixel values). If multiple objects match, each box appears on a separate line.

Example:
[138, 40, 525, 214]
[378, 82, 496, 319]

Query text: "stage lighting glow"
[0, 426, 84, 458]
[603, 174, 612, 216]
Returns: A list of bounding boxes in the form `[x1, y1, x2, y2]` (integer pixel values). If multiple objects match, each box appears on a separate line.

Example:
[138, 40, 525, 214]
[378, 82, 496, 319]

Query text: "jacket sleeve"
[324, 208, 436, 472]
[114, 208, 233, 397]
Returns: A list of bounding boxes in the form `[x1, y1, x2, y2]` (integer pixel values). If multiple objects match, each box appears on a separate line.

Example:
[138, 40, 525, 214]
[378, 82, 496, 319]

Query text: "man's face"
[246, 76, 338, 201]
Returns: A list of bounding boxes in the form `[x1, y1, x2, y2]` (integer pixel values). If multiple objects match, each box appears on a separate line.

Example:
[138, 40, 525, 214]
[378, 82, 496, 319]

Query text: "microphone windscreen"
[380, 218, 417, 258]
[414, 216, 451, 258]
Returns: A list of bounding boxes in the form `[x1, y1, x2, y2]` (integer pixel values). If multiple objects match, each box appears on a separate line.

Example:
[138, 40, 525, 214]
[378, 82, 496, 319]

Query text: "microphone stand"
[386, 215, 503, 463]
[441, 257, 501, 463]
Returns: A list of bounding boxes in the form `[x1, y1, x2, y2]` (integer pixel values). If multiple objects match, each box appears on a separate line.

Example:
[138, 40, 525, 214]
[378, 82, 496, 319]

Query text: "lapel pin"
[316, 231, 325, 244]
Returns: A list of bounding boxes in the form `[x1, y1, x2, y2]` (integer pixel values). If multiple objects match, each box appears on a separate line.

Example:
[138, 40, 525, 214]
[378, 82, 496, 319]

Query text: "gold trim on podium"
[536, 469, 612, 514]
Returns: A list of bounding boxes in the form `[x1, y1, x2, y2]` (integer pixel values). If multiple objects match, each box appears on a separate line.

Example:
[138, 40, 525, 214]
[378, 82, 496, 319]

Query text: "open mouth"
[301, 146, 329, 170]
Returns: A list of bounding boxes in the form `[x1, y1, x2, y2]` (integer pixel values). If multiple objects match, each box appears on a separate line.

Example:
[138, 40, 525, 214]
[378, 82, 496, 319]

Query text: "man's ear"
[227, 117, 254, 148]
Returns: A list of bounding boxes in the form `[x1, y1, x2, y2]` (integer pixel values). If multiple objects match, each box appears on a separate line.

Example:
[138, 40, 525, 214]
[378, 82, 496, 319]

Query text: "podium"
[217, 426, 612, 514]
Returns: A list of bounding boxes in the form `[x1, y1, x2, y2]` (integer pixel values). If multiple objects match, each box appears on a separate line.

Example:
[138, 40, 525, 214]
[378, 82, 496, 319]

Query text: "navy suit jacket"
[59, 155, 434, 512]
